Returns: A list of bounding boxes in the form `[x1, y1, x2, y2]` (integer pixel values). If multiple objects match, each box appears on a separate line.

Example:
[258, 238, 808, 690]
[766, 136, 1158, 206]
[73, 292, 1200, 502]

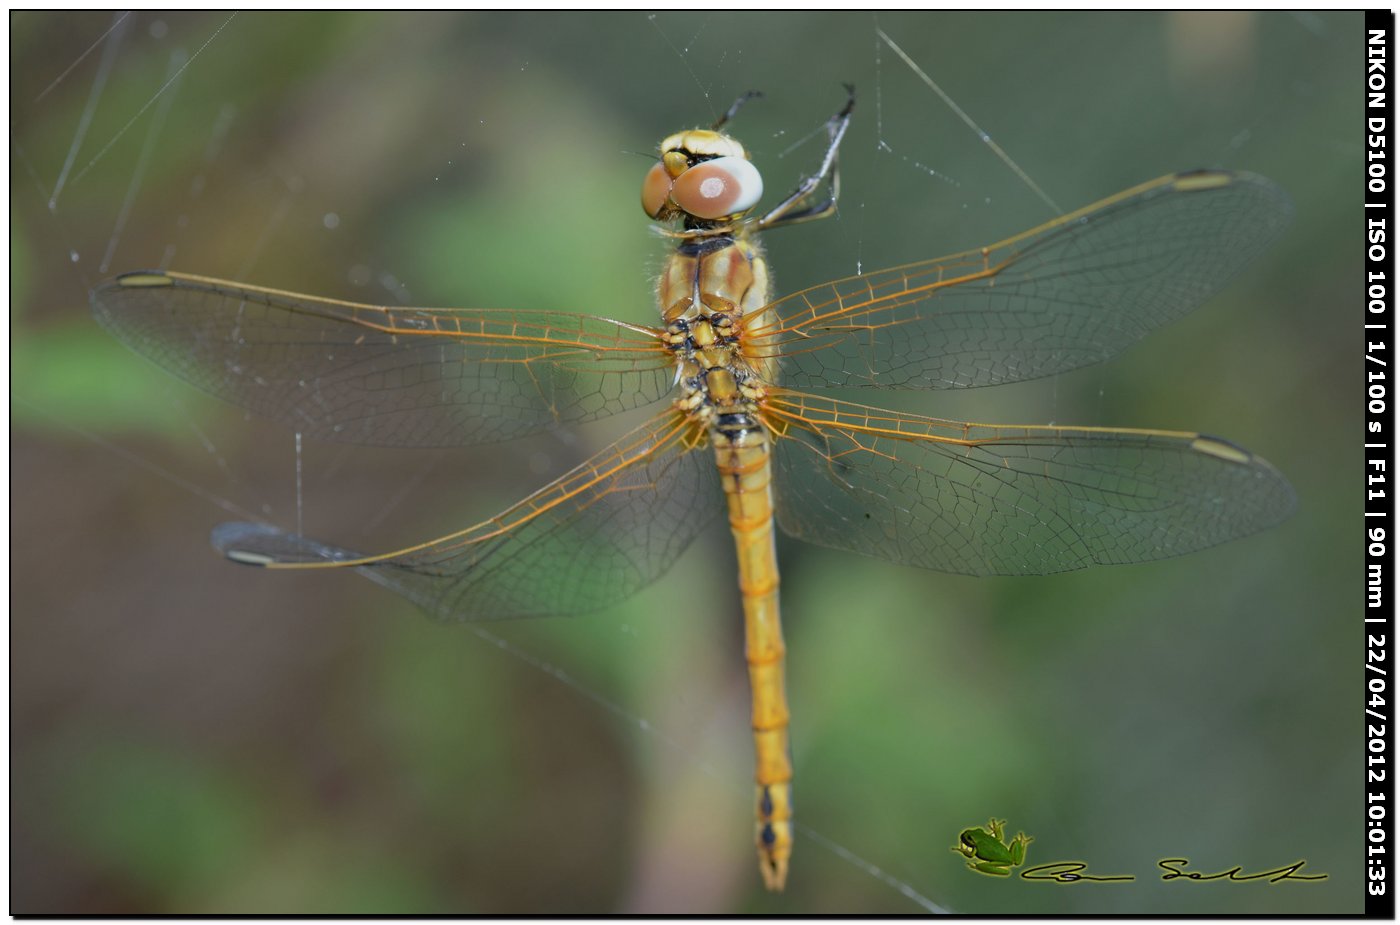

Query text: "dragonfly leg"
[756, 85, 855, 231]
[712, 90, 764, 131]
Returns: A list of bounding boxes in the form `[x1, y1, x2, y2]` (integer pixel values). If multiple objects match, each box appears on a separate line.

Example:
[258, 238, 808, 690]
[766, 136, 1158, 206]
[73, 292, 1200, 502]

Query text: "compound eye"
[642, 161, 674, 218]
[670, 156, 763, 220]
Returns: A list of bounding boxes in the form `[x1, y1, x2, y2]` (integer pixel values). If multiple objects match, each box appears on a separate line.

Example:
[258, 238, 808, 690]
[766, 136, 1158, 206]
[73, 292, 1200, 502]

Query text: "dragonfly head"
[642, 129, 763, 224]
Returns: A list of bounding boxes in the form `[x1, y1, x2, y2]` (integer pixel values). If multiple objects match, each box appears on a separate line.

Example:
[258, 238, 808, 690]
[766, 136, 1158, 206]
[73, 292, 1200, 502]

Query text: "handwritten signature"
[1015, 858, 1327, 884]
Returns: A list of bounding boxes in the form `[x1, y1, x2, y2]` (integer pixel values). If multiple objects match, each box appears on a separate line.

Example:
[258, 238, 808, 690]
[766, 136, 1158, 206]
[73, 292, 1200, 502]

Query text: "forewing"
[92, 271, 673, 446]
[748, 171, 1290, 390]
[213, 412, 720, 618]
[764, 390, 1294, 576]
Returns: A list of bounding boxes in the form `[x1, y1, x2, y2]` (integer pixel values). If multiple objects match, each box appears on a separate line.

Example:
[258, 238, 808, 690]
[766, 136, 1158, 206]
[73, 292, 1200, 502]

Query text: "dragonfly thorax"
[663, 312, 736, 351]
[670, 325, 765, 429]
[657, 213, 778, 432]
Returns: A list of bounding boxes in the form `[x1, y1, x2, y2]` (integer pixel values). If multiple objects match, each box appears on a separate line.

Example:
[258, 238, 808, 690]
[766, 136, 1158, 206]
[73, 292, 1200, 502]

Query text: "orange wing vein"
[762, 389, 1295, 577]
[91, 270, 673, 446]
[213, 411, 719, 618]
[746, 171, 1291, 391]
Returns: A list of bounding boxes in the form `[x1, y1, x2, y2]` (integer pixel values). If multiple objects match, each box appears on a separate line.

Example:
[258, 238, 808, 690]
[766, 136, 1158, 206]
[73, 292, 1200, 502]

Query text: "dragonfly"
[91, 89, 1295, 892]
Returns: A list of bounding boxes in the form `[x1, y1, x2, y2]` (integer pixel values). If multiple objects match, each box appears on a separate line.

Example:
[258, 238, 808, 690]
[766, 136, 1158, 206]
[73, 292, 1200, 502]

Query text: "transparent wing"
[212, 412, 720, 619]
[746, 171, 1291, 390]
[92, 270, 674, 446]
[763, 389, 1295, 577]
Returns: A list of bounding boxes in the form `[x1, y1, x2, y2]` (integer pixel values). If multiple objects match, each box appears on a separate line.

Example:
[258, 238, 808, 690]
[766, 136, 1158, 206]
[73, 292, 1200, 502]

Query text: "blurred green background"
[11, 11, 1361, 913]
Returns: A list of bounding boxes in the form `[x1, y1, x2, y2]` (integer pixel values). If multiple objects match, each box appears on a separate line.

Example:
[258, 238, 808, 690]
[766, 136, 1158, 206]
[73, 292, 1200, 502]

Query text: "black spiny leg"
[713, 90, 764, 131]
[756, 85, 855, 231]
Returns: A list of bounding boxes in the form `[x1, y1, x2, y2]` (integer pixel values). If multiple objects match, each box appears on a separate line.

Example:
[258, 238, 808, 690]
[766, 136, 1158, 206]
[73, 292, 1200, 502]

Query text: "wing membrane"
[92, 270, 673, 446]
[748, 171, 1291, 390]
[763, 389, 1294, 577]
[213, 412, 720, 619]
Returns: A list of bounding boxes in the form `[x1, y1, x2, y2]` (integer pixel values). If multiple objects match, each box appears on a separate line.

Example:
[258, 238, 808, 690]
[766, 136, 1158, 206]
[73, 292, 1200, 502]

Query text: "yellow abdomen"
[659, 233, 792, 889]
[713, 424, 792, 890]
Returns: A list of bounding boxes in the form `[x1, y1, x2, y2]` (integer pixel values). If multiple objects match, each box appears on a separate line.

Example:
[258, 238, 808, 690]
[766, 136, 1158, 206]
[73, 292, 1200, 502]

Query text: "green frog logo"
[953, 818, 1033, 877]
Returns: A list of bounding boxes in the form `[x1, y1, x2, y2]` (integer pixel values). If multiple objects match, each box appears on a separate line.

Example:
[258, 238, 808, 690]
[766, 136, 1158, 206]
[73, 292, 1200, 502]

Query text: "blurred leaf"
[212, 834, 455, 914]
[371, 621, 518, 829]
[51, 738, 262, 896]
[12, 214, 33, 318]
[12, 322, 217, 437]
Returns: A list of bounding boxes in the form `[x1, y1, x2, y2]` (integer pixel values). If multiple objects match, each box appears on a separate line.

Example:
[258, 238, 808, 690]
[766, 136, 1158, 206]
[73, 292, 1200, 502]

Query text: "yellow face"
[641, 129, 764, 223]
